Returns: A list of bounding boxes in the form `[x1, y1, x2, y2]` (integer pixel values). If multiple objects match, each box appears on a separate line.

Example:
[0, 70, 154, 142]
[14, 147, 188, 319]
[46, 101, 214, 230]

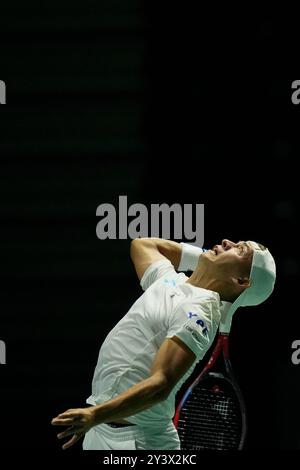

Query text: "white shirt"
[86, 259, 221, 428]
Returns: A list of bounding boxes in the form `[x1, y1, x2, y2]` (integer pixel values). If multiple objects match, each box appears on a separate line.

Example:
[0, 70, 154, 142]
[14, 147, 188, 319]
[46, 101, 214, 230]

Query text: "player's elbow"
[130, 238, 141, 262]
[130, 238, 150, 248]
[130, 237, 142, 249]
[130, 238, 152, 260]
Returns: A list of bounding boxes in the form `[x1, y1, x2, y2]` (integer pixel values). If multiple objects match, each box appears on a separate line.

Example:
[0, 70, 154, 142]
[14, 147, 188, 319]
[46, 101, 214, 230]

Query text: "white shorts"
[82, 422, 181, 450]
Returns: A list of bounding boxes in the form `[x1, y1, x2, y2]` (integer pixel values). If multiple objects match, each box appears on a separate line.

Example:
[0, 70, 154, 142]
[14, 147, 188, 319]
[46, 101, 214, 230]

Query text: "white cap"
[219, 241, 276, 333]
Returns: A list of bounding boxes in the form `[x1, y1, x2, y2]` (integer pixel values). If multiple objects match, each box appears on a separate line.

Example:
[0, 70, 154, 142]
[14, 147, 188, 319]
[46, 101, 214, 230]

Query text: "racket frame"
[174, 333, 247, 450]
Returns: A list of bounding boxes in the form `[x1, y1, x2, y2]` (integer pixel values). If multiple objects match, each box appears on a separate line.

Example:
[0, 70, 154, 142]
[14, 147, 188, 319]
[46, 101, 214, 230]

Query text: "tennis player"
[51, 238, 276, 450]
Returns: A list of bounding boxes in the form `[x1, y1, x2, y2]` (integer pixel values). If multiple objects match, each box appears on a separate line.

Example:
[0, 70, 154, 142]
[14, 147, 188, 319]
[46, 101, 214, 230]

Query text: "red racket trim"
[173, 333, 227, 427]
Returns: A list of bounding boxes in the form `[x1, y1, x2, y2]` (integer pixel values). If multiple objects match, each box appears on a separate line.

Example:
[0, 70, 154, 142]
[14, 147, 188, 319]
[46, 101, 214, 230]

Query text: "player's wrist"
[178, 243, 205, 272]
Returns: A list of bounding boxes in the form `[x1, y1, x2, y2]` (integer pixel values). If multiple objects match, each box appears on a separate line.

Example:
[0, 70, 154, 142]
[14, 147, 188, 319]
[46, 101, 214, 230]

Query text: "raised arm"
[130, 238, 182, 281]
[51, 336, 195, 449]
[130, 237, 205, 281]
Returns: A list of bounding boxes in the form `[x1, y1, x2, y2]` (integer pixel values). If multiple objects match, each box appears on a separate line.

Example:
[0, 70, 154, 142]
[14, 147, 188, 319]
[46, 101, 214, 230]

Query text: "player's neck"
[186, 271, 218, 292]
[186, 272, 230, 301]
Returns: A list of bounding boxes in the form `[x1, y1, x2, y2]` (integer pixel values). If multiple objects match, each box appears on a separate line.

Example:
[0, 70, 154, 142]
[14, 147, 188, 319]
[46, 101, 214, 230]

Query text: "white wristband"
[178, 243, 204, 272]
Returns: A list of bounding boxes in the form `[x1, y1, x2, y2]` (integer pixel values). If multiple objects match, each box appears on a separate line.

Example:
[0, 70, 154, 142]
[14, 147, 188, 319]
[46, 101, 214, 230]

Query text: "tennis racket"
[173, 332, 247, 450]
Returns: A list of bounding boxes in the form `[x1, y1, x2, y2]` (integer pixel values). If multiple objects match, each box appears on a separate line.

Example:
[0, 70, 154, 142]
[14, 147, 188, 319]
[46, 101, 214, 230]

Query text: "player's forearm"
[132, 238, 204, 272]
[91, 372, 169, 425]
[155, 239, 183, 268]
[135, 238, 182, 269]
[153, 238, 206, 272]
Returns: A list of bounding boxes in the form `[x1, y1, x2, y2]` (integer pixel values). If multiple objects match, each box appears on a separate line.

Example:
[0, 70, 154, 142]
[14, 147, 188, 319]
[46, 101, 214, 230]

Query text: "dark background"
[1, 1, 299, 453]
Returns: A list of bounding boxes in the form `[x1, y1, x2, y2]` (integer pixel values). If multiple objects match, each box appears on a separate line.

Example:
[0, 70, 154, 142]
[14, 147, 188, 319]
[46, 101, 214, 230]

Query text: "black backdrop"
[1, 1, 299, 453]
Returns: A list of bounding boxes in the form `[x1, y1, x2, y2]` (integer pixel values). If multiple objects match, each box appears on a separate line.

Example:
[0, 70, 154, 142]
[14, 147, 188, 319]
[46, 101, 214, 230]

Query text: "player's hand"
[51, 407, 96, 450]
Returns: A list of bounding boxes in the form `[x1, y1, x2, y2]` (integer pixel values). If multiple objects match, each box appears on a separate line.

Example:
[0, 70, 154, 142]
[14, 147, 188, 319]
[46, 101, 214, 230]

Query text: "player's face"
[205, 239, 254, 277]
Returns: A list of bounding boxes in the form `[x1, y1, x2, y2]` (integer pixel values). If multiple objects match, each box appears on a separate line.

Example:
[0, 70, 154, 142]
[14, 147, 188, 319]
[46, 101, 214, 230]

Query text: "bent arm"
[52, 337, 196, 437]
[91, 336, 195, 424]
[130, 238, 182, 281]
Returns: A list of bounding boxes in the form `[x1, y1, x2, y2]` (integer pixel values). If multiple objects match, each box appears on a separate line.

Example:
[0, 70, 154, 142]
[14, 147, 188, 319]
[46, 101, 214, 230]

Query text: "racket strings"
[177, 378, 242, 450]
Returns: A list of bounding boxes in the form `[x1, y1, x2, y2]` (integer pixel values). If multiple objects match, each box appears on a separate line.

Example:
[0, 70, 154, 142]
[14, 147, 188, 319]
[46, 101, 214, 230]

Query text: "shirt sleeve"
[140, 259, 176, 291]
[166, 300, 220, 361]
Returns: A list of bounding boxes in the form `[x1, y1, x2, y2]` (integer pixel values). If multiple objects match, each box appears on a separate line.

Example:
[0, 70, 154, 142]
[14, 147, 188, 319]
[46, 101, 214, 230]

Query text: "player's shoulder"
[140, 259, 174, 290]
[176, 289, 221, 324]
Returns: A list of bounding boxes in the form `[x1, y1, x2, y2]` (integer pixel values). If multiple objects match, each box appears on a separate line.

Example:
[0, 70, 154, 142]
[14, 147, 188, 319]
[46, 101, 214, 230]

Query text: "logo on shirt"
[185, 325, 203, 342]
[187, 311, 208, 337]
[164, 278, 176, 287]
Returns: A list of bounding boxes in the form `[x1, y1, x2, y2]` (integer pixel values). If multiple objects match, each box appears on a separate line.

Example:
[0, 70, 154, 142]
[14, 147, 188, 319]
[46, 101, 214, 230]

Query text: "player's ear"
[234, 276, 251, 288]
